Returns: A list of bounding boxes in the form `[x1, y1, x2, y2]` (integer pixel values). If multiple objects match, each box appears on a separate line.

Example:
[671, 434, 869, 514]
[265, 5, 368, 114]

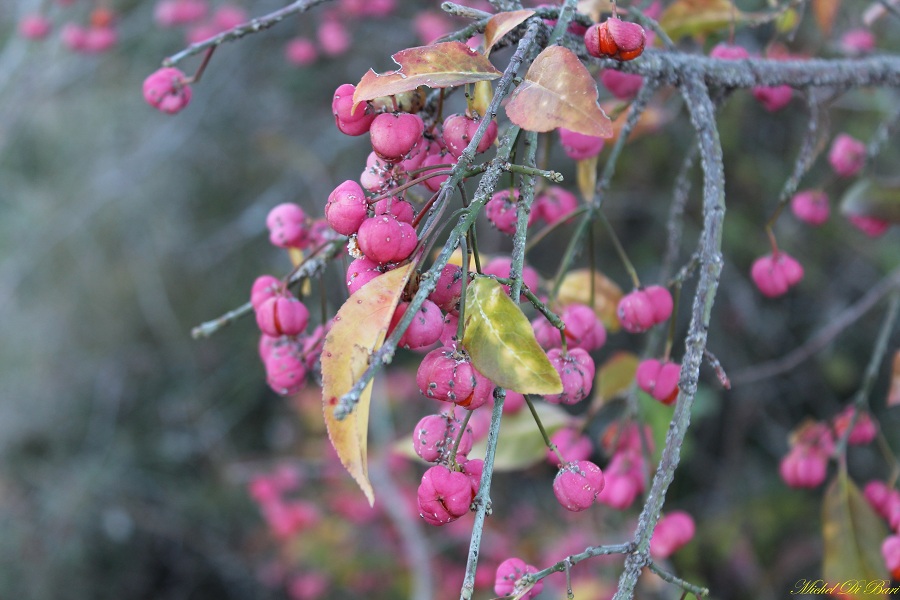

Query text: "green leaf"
[353, 42, 502, 108]
[504, 45, 612, 138]
[462, 277, 563, 395]
[822, 469, 889, 598]
[468, 401, 570, 470]
[840, 178, 900, 224]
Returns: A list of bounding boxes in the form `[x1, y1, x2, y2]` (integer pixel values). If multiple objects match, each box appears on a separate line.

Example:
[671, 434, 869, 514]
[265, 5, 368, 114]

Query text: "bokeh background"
[2, 0, 899, 599]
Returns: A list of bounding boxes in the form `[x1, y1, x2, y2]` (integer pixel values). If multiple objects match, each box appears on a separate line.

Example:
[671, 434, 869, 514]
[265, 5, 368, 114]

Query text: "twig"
[732, 266, 900, 385]
[612, 72, 726, 600]
[528, 543, 634, 582]
[510, 131, 539, 302]
[163, 0, 332, 67]
[648, 561, 710, 597]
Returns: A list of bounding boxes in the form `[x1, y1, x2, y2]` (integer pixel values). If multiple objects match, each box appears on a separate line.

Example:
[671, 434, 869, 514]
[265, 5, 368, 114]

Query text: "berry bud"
[250, 275, 283, 310]
[779, 446, 828, 488]
[285, 37, 317, 67]
[847, 214, 890, 237]
[429, 264, 464, 312]
[256, 296, 310, 337]
[883, 536, 900, 581]
[828, 133, 866, 177]
[19, 14, 52, 39]
[494, 558, 542, 599]
[374, 197, 415, 224]
[585, 18, 645, 61]
[840, 28, 876, 55]
[709, 43, 750, 60]
[370, 113, 425, 162]
[416, 347, 493, 410]
[325, 180, 368, 236]
[558, 127, 605, 160]
[332, 83, 373, 125]
[264, 342, 307, 395]
[554, 460, 605, 512]
[412, 413, 473, 463]
[143, 67, 192, 115]
[346, 257, 381, 294]
[644, 285, 673, 324]
[547, 427, 593, 466]
[391, 299, 444, 350]
[417, 465, 473, 526]
[485, 189, 521, 235]
[617, 290, 656, 333]
[600, 69, 644, 100]
[635, 359, 680, 405]
[832, 406, 877, 446]
[790, 190, 830, 226]
[533, 186, 578, 226]
[751, 252, 803, 297]
[356, 214, 418, 264]
[317, 19, 350, 56]
[266, 203, 309, 249]
[650, 511, 696, 558]
[545, 348, 595, 405]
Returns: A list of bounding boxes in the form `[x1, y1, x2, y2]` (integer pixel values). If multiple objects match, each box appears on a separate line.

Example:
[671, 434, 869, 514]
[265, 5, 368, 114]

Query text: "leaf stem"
[525, 394, 566, 465]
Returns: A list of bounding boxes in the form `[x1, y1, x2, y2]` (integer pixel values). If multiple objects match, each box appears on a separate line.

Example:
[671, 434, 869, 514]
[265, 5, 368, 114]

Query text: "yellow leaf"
[556, 268, 624, 332]
[321, 263, 415, 505]
[822, 470, 889, 598]
[462, 278, 563, 394]
[353, 42, 501, 109]
[483, 10, 535, 57]
[505, 45, 612, 138]
[471, 80, 494, 120]
[659, 0, 745, 40]
[596, 351, 639, 402]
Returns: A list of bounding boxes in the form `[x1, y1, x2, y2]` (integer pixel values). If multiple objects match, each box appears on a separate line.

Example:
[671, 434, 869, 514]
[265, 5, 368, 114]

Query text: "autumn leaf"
[468, 401, 570, 470]
[822, 469, 889, 598]
[576, 155, 599, 203]
[888, 350, 900, 407]
[462, 277, 563, 394]
[321, 263, 415, 505]
[659, 0, 745, 40]
[813, 0, 842, 35]
[556, 268, 624, 332]
[596, 352, 639, 402]
[483, 10, 535, 56]
[505, 45, 612, 138]
[353, 42, 501, 109]
[840, 178, 900, 224]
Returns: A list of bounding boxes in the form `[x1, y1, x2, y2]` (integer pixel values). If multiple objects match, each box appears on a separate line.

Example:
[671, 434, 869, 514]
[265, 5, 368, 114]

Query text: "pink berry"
[751, 252, 804, 298]
[442, 114, 498, 158]
[370, 113, 425, 162]
[285, 37, 317, 67]
[266, 203, 309, 249]
[848, 214, 890, 237]
[554, 460, 605, 512]
[864, 480, 895, 519]
[459, 457, 484, 495]
[650, 511, 696, 558]
[617, 290, 656, 333]
[883, 536, 900, 581]
[832, 406, 877, 445]
[332, 83, 374, 126]
[710, 43, 750, 60]
[438, 311, 459, 347]
[317, 19, 350, 57]
[374, 197, 415, 224]
[417, 465, 473, 526]
[413, 11, 452, 44]
[346, 257, 381, 294]
[533, 186, 578, 226]
[558, 127, 604, 160]
[356, 214, 418, 264]
[256, 296, 310, 337]
[19, 14, 52, 39]
[545, 348, 595, 405]
[494, 558, 542, 599]
[251, 275, 283, 310]
[360, 151, 398, 193]
[752, 85, 793, 112]
[644, 285, 673, 324]
[829, 133, 866, 177]
[600, 69, 643, 100]
[503, 391, 526, 413]
[840, 28, 876, 55]
[265, 343, 308, 395]
[596, 470, 640, 509]
[485, 189, 521, 235]
[325, 180, 368, 236]
[392, 300, 444, 350]
[412, 413, 473, 463]
[143, 67, 193, 115]
[61, 23, 88, 51]
[416, 346, 493, 410]
[429, 264, 464, 312]
[548, 427, 593, 467]
[791, 190, 830, 226]
[779, 446, 828, 488]
[635, 359, 681, 405]
[83, 26, 117, 53]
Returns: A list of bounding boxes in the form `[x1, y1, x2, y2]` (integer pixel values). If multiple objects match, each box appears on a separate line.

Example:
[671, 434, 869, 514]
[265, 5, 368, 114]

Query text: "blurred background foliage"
[1, 0, 899, 599]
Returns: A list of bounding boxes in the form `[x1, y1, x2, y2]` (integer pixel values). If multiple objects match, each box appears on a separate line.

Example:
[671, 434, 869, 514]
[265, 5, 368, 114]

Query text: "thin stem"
[663, 282, 680, 362]
[599, 211, 641, 289]
[525, 394, 566, 464]
[524, 205, 590, 252]
[510, 131, 539, 301]
[449, 409, 475, 463]
[503, 162, 564, 183]
[833, 290, 900, 460]
[648, 561, 710, 598]
[457, 235, 470, 342]
[527, 543, 634, 583]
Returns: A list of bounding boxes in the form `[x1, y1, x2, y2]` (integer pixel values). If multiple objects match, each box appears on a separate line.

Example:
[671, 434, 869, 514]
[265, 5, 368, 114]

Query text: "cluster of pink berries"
[750, 251, 803, 298]
[20, 7, 118, 53]
[494, 557, 542, 600]
[154, 0, 247, 45]
[863, 481, 900, 579]
[780, 409, 876, 488]
[617, 285, 673, 333]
